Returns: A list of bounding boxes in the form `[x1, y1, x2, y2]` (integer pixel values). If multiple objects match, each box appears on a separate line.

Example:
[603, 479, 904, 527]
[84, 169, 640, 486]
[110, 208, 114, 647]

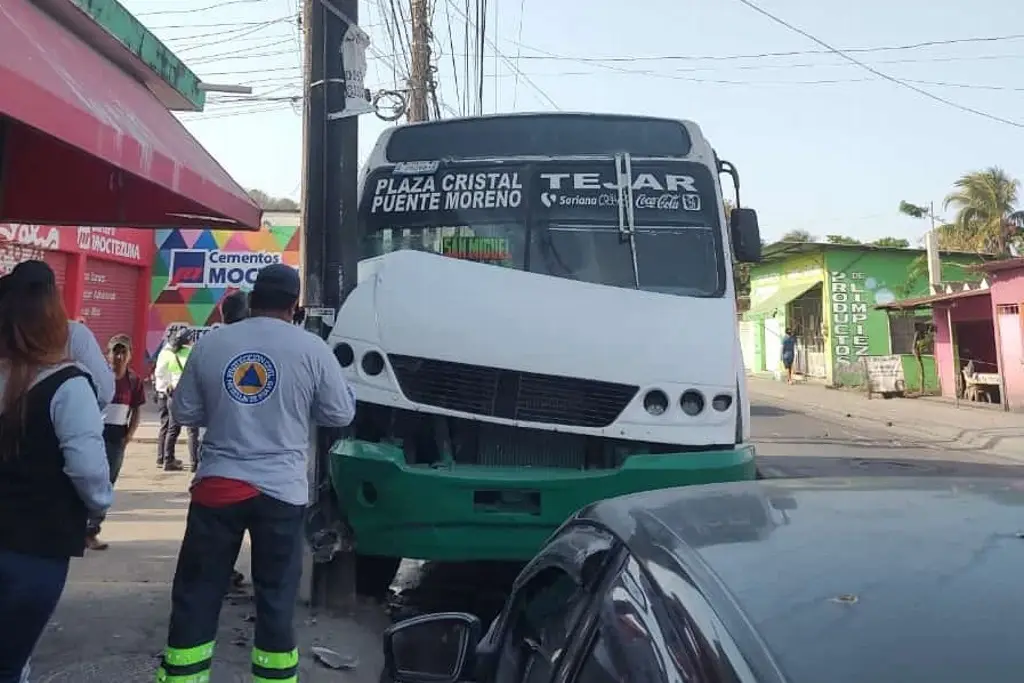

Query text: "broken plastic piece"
[311, 646, 359, 670]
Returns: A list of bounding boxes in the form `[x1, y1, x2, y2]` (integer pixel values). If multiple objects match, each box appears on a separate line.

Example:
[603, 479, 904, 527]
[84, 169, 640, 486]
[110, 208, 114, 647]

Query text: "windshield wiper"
[614, 151, 641, 289]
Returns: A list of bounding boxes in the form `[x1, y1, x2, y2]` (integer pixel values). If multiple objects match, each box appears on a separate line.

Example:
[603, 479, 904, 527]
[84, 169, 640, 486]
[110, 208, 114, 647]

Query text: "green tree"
[941, 167, 1024, 256]
[826, 234, 860, 245]
[871, 237, 910, 248]
[248, 189, 300, 212]
[780, 229, 815, 242]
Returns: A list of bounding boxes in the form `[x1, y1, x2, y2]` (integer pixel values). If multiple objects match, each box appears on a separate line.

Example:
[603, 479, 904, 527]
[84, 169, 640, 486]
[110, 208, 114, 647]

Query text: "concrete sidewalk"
[31, 442, 388, 682]
[748, 375, 1024, 461]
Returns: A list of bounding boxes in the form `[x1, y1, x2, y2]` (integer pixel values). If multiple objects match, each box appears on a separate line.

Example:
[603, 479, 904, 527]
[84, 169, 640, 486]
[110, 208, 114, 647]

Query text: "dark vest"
[0, 366, 95, 558]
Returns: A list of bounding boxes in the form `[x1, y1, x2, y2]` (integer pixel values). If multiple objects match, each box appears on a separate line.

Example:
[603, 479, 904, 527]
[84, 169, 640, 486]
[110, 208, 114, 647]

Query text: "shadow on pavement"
[759, 456, 1024, 479]
[35, 538, 387, 683]
[750, 404, 794, 417]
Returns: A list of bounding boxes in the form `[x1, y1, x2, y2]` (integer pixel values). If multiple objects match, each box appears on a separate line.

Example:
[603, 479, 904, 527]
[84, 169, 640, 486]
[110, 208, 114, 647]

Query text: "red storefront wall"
[0, 224, 154, 374]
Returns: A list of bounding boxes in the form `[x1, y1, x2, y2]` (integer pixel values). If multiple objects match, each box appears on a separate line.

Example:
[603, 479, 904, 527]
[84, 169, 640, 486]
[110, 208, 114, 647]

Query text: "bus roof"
[361, 112, 715, 172]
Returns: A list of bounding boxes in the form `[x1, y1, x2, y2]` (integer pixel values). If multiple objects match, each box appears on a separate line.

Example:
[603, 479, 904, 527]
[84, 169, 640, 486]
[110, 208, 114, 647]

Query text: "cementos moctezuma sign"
[168, 249, 287, 288]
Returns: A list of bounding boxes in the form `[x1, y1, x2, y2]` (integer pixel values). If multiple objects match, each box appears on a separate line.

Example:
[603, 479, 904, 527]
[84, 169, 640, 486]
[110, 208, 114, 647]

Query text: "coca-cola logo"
[635, 194, 681, 210]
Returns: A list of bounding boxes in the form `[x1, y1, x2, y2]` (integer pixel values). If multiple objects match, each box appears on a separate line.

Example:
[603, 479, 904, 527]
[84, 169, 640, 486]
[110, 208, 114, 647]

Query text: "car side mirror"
[382, 612, 482, 683]
[730, 208, 762, 263]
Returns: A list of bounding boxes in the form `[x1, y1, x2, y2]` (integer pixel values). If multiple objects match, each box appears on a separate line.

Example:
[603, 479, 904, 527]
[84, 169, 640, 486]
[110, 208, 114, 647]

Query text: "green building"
[741, 243, 983, 387]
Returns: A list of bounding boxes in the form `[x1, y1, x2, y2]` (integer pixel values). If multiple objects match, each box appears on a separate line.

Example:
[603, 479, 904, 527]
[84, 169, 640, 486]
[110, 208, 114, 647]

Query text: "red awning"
[0, 0, 262, 230]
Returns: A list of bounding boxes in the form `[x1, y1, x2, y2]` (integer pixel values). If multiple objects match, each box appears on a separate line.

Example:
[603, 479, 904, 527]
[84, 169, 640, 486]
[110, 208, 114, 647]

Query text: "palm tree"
[942, 167, 1024, 256]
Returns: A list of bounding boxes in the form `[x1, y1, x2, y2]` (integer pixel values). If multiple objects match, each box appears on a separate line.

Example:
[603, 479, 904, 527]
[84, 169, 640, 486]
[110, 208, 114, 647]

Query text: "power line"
[170, 17, 292, 53]
[136, 0, 269, 17]
[444, 0, 558, 110]
[451, 69, 1024, 94]
[442, 0, 463, 113]
[732, 0, 1024, 129]
[508, 32, 1024, 64]
[188, 43, 299, 64]
[510, 0, 526, 108]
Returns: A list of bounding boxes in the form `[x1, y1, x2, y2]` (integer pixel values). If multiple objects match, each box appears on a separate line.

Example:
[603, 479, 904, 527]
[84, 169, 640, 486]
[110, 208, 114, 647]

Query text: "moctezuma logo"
[168, 249, 207, 288]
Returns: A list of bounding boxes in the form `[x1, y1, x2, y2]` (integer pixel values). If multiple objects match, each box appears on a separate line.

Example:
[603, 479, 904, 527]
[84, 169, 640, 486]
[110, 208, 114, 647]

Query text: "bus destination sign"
[368, 170, 524, 214]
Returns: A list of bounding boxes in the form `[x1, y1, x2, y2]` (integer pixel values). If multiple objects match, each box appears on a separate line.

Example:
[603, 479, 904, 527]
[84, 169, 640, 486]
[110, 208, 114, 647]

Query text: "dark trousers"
[161, 394, 200, 469]
[86, 437, 127, 537]
[159, 496, 304, 681]
[156, 393, 172, 465]
[0, 549, 69, 683]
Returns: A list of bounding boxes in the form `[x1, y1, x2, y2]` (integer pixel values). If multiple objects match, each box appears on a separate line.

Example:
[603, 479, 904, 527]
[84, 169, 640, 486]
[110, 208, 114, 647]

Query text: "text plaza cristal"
[370, 171, 524, 213]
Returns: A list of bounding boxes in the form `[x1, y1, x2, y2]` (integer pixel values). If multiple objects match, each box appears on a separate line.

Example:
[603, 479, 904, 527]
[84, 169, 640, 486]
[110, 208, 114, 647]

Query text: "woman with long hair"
[0, 266, 112, 682]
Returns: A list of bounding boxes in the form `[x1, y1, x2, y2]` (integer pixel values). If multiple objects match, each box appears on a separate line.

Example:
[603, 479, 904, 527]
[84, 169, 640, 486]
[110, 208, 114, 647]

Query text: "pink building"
[878, 258, 1024, 411]
[980, 259, 1024, 409]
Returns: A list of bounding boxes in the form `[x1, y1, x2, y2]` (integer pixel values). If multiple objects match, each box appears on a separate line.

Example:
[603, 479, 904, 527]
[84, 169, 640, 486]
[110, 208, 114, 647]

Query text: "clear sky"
[123, 0, 1024, 243]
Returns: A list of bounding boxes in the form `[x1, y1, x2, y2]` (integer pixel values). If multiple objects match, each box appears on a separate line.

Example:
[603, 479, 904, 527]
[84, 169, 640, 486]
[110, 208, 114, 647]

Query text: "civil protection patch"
[223, 352, 278, 405]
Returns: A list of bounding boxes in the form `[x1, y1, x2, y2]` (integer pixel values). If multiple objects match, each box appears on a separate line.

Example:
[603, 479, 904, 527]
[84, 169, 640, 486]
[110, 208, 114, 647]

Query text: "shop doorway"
[789, 283, 827, 378]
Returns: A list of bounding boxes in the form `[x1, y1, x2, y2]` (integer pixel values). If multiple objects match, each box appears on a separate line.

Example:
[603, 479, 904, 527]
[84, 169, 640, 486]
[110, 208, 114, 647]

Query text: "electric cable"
[506, 32, 1024, 64]
[442, 0, 463, 114]
[732, 0, 1024, 128]
[444, 0, 558, 109]
[136, 0, 269, 17]
[510, 0, 526, 108]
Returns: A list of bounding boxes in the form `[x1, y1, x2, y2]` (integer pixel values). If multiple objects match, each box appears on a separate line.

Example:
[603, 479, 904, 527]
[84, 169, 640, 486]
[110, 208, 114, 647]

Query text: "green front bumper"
[329, 439, 756, 562]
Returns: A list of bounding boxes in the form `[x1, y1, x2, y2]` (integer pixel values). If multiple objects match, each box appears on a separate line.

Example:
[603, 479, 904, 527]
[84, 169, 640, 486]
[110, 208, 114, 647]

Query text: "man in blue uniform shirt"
[157, 265, 356, 683]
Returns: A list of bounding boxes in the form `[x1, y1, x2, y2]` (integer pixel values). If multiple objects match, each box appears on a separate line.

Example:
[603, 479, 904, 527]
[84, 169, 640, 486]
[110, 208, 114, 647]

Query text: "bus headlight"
[362, 351, 386, 376]
[643, 390, 670, 416]
[680, 390, 706, 416]
[333, 342, 355, 368]
[712, 394, 733, 412]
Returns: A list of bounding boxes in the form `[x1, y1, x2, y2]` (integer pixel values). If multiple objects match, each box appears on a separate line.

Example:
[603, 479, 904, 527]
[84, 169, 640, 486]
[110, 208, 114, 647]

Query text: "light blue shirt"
[68, 321, 115, 409]
[172, 316, 356, 505]
[0, 363, 112, 515]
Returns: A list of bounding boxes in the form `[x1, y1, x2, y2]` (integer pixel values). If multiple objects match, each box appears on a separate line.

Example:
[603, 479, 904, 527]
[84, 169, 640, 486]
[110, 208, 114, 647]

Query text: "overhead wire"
[510, 0, 526, 108]
[506, 33, 1024, 64]
[442, 0, 463, 114]
[476, 0, 487, 114]
[444, 0, 558, 110]
[731, 0, 1024, 128]
[136, 0, 269, 17]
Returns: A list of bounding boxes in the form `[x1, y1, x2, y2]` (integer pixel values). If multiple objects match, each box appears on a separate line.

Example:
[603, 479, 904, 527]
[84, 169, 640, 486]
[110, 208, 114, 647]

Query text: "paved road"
[44, 395, 1023, 679]
[750, 399, 1024, 479]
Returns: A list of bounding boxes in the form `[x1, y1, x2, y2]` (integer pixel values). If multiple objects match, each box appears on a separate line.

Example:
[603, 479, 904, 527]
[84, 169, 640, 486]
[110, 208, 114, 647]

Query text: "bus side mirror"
[730, 208, 762, 263]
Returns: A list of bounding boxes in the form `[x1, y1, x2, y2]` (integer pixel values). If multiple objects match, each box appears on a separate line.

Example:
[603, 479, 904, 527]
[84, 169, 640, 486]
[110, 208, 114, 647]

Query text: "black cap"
[10, 260, 56, 287]
[221, 290, 250, 324]
[0, 260, 56, 298]
[252, 264, 300, 299]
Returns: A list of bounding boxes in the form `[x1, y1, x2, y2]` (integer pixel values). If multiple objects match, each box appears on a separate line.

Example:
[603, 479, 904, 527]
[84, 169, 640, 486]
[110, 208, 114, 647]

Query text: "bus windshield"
[360, 160, 727, 298]
[532, 225, 719, 297]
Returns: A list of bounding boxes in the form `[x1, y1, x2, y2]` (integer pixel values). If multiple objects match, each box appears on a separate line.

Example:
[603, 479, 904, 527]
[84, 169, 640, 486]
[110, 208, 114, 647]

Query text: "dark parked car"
[382, 477, 1024, 683]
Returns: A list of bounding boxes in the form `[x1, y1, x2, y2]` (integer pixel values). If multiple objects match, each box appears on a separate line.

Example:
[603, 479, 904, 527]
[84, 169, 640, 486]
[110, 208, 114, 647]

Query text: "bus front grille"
[387, 355, 638, 428]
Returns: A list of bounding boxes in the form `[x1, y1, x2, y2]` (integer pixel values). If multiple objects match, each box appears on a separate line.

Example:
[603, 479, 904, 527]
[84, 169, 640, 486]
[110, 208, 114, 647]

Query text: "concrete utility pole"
[300, 0, 361, 610]
[407, 0, 432, 122]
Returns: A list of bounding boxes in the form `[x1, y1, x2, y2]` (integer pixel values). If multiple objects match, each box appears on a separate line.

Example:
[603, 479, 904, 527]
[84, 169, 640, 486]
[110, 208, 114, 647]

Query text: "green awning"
[744, 280, 821, 319]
